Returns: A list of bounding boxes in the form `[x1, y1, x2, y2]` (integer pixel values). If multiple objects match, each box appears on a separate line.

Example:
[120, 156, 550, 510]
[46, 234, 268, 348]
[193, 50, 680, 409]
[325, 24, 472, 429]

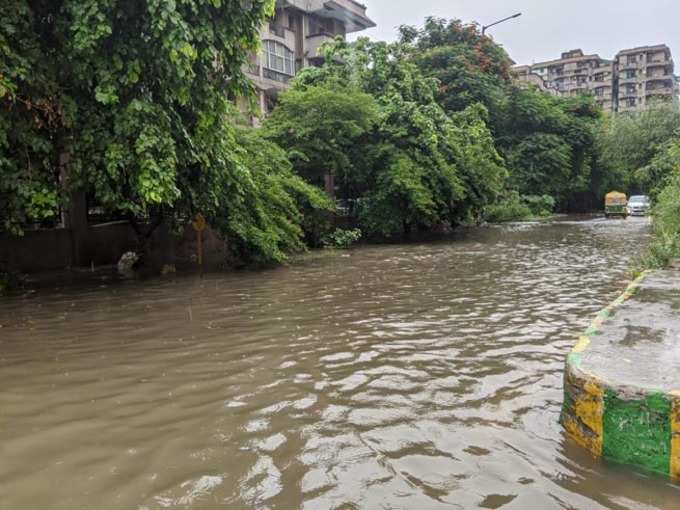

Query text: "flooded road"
[1, 216, 677, 509]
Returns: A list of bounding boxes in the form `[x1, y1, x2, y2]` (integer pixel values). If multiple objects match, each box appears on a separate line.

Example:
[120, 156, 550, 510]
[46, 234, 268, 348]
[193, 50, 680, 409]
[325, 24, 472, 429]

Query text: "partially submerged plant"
[322, 228, 362, 249]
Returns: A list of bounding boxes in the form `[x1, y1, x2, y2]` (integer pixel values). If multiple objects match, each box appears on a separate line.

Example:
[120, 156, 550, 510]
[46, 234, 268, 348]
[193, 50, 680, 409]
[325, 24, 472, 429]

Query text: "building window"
[627, 98, 636, 107]
[262, 40, 295, 78]
[627, 55, 637, 64]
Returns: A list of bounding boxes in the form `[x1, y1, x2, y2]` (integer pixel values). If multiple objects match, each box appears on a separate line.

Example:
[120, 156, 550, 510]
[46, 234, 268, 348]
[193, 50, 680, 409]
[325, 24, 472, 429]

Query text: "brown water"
[1, 216, 677, 510]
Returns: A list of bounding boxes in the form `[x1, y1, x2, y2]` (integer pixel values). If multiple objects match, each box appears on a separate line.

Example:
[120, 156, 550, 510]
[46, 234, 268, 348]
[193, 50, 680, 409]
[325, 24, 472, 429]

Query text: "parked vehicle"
[627, 195, 651, 216]
[604, 191, 628, 219]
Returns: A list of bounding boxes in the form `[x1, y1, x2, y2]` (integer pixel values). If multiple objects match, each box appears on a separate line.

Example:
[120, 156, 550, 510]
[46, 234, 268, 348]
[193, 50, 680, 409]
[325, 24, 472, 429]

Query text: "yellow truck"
[604, 191, 628, 219]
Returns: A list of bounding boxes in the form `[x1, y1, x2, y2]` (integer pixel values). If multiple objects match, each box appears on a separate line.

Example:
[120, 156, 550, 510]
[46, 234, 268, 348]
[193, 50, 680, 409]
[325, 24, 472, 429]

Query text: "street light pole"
[482, 13, 522, 35]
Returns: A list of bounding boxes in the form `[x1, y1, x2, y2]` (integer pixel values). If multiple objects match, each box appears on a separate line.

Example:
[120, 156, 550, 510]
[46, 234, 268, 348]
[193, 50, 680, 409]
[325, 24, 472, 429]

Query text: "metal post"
[482, 13, 522, 35]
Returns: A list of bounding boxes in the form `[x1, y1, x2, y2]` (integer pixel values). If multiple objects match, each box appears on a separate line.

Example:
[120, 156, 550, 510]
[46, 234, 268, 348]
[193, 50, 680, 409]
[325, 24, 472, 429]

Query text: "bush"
[523, 194, 556, 217]
[322, 228, 362, 249]
[639, 174, 680, 269]
[484, 192, 556, 223]
[209, 128, 334, 266]
[483, 192, 532, 223]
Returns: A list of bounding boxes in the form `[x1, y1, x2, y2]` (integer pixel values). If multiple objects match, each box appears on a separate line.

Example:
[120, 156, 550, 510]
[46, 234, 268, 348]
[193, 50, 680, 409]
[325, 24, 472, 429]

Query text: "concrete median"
[562, 270, 680, 480]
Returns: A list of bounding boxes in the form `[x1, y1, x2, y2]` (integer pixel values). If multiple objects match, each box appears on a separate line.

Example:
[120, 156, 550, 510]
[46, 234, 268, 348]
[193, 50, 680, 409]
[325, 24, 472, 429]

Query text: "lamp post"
[482, 13, 522, 35]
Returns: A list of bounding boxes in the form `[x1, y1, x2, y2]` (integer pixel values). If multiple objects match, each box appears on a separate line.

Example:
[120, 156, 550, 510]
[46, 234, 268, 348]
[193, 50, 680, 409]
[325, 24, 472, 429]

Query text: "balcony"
[305, 32, 336, 60]
[646, 73, 674, 81]
[594, 87, 611, 98]
[326, 0, 370, 20]
[262, 67, 293, 87]
[570, 87, 589, 96]
[646, 58, 673, 67]
[245, 64, 261, 80]
[619, 92, 638, 100]
[282, 0, 376, 32]
[646, 93, 674, 106]
[646, 87, 674, 96]
[619, 73, 638, 83]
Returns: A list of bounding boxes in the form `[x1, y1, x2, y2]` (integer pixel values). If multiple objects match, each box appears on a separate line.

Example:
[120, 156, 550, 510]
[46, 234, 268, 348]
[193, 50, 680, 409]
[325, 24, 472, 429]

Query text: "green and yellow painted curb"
[561, 270, 680, 480]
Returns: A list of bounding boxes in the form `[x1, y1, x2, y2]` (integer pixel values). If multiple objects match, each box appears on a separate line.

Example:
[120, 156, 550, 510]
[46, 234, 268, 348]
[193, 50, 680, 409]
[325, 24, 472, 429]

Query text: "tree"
[493, 86, 602, 210]
[212, 127, 334, 264]
[2, 0, 329, 265]
[263, 85, 379, 196]
[507, 133, 572, 199]
[268, 38, 506, 236]
[597, 105, 680, 196]
[637, 138, 680, 200]
[0, 1, 65, 232]
[401, 18, 606, 213]
[399, 17, 513, 131]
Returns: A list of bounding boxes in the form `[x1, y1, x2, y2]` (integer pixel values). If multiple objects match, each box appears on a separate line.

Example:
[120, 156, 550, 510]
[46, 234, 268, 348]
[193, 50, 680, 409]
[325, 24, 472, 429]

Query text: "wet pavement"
[2, 216, 679, 509]
[580, 270, 680, 393]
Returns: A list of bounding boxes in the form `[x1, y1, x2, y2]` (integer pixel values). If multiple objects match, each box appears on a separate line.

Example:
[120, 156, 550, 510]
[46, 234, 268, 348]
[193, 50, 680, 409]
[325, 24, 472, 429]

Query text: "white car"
[627, 195, 651, 216]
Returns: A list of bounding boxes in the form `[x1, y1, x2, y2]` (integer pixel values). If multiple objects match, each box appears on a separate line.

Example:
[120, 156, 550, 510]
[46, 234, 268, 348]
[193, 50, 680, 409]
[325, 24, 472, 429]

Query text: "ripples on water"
[1, 217, 677, 509]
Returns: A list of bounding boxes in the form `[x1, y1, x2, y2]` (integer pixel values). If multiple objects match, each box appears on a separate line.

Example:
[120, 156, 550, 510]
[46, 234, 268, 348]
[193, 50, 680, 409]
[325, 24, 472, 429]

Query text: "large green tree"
[401, 17, 606, 213]
[399, 17, 513, 131]
[1, 0, 326, 263]
[1, 1, 65, 233]
[267, 38, 506, 236]
[264, 85, 379, 195]
[498, 87, 602, 210]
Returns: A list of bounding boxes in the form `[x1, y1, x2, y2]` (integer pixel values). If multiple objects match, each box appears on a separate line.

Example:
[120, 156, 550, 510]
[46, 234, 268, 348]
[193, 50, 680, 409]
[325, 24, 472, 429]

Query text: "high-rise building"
[514, 45, 677, 113]
[615, 45, 675, 113]
[244, 0, 375, 119]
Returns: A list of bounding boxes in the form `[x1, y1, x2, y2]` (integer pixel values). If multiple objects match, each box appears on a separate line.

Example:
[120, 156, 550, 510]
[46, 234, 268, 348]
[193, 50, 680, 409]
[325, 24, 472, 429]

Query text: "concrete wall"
[0, 222, 138, 273]
[0, 228, 74, 272]
[0, 221, 228, 274]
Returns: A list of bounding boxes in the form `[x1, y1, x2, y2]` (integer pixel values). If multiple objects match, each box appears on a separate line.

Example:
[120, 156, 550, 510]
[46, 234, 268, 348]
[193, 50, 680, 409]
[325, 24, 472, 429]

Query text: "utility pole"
[482, 13, 522, 36]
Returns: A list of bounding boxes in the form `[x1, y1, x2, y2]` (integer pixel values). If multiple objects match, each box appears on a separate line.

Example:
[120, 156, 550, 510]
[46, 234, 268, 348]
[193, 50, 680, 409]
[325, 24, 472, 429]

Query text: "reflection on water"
[1, 216, 676, 509]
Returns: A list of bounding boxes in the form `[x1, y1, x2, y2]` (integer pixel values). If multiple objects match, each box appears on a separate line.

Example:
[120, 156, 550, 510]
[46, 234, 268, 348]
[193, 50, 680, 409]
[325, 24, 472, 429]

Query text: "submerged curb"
[561, 270, 680, 480]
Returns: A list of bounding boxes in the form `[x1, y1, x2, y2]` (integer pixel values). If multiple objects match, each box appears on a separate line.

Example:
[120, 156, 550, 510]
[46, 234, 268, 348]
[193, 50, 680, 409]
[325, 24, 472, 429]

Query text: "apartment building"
[514, 45, 677, 113]
[514, 50, 615, 111]
[512, 65, 559, 96]
[615, 45, 675, 113]
[244, 0, 375, 118]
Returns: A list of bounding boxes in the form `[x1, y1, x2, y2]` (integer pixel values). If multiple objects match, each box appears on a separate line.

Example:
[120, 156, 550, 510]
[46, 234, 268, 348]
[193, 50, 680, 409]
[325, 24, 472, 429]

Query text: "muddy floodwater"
[1, 216, 678, 509]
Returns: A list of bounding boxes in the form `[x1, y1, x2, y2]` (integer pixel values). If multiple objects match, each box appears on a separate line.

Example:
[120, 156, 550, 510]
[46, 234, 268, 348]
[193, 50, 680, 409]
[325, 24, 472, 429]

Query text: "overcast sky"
[351, 0, 679, 65]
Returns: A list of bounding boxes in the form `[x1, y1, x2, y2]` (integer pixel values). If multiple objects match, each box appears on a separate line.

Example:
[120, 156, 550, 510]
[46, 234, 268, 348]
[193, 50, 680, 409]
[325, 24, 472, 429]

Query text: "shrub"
[322, 228, 362, 249]
[523, 194, 556, 217]
[210, 128, 334, 266]
[639, 174, 680, 269]
[483, 191, 532, 223]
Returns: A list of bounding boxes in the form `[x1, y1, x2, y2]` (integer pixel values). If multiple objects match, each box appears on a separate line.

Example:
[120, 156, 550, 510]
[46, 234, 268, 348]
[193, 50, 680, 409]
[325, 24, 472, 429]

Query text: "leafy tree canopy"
[263, 84, 379, 193]
[399, 17, 513, 126]
[499, 87, 602, 208]
[267, 38, 507, 236]
[400, 18, 605, 212]
[0, 4, 262, 232]
[596, 105, 680, 196]
[1, 0, 331, 264]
